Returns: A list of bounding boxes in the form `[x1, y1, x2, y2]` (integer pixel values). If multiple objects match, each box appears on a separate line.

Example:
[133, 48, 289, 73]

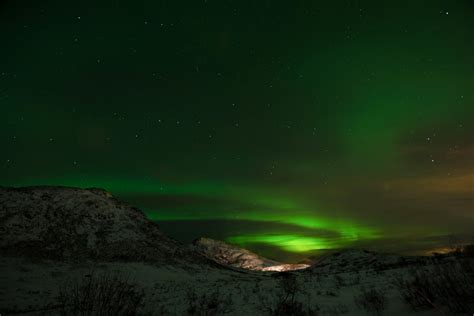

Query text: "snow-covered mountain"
[193, 237, 309, 271]
[0, 186, 208, 264]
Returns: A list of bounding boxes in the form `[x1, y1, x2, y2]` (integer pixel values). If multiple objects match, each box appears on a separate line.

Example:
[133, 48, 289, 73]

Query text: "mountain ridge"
[0, 186, 210, 265]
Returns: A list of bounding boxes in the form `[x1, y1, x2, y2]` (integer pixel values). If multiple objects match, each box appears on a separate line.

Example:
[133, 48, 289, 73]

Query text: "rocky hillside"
[193, 237, 309, 271]
[0, 186, 207, 263]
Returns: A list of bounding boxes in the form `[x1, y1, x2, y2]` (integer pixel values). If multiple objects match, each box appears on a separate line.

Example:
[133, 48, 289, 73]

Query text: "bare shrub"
[186, 286, 232, 315]
[261, 275, 319, 316]
[349, 273, 361, 286]
[395, 261, 474, 314]
[354, 287, 387, 316]
[334, 274, 345, 287]
[57, 271, 145, 315]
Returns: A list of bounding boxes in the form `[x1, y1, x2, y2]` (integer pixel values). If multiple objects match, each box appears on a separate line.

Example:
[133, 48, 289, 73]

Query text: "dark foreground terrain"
[1, 186, 473, 315]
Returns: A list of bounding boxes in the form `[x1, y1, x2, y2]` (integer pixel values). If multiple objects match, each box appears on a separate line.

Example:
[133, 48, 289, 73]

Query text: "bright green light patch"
[226, 234, 336, 252]
[230, 213, 381, 242]
[281, 216, 380, 240]
[146, 210, 378, 238]
[146, 209, 381, 253]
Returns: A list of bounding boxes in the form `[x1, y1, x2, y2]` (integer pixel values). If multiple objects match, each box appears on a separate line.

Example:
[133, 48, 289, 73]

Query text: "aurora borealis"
[1, 1, 473, 261]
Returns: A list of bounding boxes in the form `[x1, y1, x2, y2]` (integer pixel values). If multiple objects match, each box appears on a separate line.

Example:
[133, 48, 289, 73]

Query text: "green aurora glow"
[1, 0, 473, 260]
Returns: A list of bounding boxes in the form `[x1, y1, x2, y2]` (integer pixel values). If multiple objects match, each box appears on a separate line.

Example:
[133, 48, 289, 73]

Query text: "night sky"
[1, 0, 473, 261]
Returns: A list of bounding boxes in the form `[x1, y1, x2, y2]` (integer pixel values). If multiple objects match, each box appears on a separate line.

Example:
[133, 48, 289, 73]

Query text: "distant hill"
[0, 186, 209, 264]
[309, 248, 429, 273]
[193, 237, 309, 271]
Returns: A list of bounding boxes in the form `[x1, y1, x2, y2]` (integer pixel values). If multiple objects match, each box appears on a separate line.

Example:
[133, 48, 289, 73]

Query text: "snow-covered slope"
[0, 186, 206, 263]
[309, 249, 429, 273]
[193, 237, 309, 271]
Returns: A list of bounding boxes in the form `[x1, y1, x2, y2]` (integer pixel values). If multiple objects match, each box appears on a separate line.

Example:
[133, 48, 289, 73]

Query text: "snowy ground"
[1, 187, 471, 315]
[2, 251, 468, 315]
